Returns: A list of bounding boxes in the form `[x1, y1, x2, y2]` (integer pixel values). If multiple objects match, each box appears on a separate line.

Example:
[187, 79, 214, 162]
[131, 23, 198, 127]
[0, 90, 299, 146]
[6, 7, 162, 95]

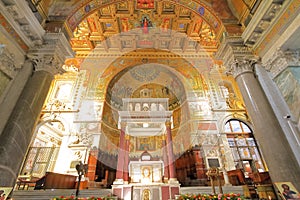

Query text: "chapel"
[0, 0, 300, 199]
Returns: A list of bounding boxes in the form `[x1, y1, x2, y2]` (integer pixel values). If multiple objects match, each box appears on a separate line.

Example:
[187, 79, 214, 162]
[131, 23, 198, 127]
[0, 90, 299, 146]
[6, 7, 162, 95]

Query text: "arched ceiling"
[44, 0, 251, 57]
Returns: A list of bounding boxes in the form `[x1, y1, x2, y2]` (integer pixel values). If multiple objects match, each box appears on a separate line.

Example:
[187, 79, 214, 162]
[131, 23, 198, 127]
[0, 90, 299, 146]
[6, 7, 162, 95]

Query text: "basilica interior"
[0, 0, 300, 199]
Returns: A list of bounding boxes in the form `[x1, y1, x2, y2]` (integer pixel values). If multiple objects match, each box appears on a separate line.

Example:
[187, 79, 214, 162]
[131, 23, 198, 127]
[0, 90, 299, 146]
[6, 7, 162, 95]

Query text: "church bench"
[34, 172, 77, 190]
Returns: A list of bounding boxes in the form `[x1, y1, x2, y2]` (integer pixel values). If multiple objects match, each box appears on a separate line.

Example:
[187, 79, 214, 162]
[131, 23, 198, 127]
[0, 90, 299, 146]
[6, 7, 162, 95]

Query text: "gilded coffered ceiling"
[69, 1, 219, 56]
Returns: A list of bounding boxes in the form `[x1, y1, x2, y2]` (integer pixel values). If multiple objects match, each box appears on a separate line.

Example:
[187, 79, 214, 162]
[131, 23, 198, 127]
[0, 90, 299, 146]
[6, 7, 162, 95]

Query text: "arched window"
[225, 120, 265, 177]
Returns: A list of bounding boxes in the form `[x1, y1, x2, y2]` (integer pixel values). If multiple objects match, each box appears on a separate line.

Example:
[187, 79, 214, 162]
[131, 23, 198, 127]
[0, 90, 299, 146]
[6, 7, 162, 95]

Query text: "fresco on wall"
[274, 66, 300, 120]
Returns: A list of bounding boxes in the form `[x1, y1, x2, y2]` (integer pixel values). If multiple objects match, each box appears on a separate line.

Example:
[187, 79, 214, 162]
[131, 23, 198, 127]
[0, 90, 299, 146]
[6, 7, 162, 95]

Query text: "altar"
[129, 160, 164, 184]
[112, 98, 180, 200]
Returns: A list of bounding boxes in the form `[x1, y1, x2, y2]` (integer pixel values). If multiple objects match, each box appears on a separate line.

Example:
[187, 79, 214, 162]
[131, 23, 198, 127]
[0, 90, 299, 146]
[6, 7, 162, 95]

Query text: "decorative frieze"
[264, 49, 300, 78]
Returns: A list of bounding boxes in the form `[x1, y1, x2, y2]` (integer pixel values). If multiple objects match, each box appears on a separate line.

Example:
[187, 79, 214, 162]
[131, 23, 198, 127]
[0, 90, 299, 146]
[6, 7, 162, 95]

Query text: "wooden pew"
[34, 172, 77, 190]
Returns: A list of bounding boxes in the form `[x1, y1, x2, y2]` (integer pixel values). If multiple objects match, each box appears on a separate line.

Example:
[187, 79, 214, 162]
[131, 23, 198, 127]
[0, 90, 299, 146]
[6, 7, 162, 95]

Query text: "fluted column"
[231, 59, 300, 190]
[165, 121, 176, 180]
[0, 33, 73, 186]
[115, 122, 126, 182]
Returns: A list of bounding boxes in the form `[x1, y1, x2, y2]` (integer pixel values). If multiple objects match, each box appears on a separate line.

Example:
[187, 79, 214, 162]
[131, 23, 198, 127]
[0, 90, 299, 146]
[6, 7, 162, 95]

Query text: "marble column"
[0, 61, 55, 186]
[0, 52, 32, 134]
[0, 32, 73, 187]
[162, 134, 169, 182]
[231, 59, 300, 190]
[123, 134, 130, 183]
[165, 121, 176, 180]
[115, 123, 126, 182]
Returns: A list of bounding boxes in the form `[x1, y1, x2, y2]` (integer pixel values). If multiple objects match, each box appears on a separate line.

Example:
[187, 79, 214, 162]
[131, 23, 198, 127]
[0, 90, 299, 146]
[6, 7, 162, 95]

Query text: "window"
[225, 120, 265, 174]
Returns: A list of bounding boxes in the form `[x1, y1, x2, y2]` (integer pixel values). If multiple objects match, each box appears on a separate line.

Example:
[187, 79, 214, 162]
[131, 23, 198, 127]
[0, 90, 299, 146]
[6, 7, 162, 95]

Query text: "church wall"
[274, 66, 300, 122]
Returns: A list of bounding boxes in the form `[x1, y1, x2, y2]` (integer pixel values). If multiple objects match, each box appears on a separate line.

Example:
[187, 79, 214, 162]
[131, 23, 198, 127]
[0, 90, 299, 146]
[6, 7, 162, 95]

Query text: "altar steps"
[11, 186, 244, 200]
[11, 189, 112, 200]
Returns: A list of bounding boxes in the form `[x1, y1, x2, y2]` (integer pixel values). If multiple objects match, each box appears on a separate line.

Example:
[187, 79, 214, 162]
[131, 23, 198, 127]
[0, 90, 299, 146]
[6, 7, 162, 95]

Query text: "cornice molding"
[242, 0, 284, 48]
[264, 49, 300, 78]
[215, 36, 255, 69]
[0, 0, 44, 48]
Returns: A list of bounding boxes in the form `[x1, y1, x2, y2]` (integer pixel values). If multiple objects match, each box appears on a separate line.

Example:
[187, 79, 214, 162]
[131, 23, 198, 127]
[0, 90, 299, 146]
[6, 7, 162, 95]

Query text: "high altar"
[112, 97, 180, 200]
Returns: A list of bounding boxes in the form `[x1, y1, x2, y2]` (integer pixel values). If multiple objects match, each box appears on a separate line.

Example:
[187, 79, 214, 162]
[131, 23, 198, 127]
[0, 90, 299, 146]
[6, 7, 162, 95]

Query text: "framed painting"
[274, 182, 300, 200]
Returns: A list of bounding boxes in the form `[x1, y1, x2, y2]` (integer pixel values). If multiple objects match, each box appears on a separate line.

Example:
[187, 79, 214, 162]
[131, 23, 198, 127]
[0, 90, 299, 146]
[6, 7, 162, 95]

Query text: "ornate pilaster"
[264, 49, 300, 78]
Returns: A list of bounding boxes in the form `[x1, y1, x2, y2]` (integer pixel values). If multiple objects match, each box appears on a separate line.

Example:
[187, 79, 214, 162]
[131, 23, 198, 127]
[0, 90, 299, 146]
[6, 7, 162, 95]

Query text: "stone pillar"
[162, 134, 169, 182]
[231, 59, 300, 190]
[123, 134, 130, 183]
[260, 49, 300, 166]
[165, 121, 176, 180]
[115, 122, 126, 182]
[0, 64, 53, 186]
[0, 33, 73, 187]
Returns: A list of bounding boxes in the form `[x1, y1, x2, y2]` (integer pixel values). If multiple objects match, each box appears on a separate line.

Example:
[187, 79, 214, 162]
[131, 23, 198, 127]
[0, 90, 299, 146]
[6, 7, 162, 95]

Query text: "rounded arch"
[93, 49, 211, 102]
[219, 113, 252, 133]
[104, 62, 190, 110]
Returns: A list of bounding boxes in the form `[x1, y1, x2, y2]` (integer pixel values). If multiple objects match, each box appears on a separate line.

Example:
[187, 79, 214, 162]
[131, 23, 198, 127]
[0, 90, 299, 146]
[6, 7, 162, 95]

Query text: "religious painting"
[160, 18, 171, 32]
[274, 182, 300, 200]
[0, 187, 12, 200]
[136, 0, 154, 9]
[140, 16, 153, 34]
[136, 137, 156, 151]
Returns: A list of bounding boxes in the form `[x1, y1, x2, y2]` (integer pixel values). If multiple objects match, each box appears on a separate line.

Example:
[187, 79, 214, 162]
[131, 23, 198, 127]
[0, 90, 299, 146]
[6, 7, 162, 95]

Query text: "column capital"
[263, 49, 300, 78]
[215, 36, 260, 79]
[27, 33, 74, 76]
[229, 58, 258, 79]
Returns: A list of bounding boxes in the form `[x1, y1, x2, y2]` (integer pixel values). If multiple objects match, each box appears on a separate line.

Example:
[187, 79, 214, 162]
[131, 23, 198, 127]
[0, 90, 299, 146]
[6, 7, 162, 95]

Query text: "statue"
[226, 92, 245, 109]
